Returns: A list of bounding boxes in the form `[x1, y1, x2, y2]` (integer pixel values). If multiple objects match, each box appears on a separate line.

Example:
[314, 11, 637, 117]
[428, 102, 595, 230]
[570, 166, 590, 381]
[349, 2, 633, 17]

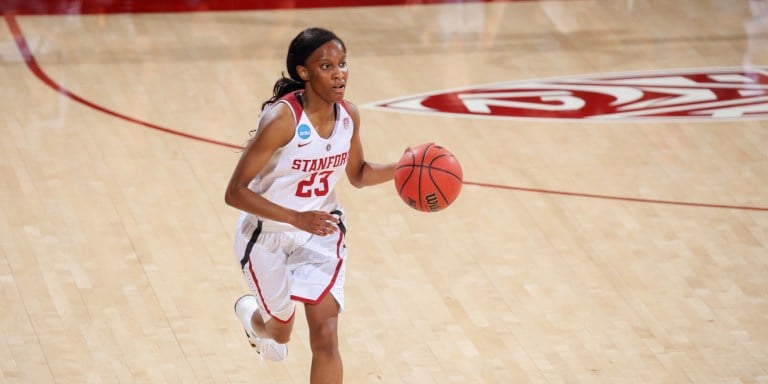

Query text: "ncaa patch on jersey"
[298, 124, 312, 139]
[365, 67, 768, 121]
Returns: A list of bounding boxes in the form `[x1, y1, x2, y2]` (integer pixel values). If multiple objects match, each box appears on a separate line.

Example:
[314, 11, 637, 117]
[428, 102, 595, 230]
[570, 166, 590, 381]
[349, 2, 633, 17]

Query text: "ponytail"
[261, 74, 304, 111]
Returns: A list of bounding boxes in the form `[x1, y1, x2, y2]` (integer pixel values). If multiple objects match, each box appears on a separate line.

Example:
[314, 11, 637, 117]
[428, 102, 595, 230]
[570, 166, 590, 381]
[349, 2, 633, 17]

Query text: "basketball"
[394, 143, 463, 212]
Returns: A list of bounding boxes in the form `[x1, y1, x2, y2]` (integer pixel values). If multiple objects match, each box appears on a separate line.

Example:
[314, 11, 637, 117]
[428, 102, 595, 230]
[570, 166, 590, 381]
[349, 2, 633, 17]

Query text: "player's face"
[299, 40, 348, 102]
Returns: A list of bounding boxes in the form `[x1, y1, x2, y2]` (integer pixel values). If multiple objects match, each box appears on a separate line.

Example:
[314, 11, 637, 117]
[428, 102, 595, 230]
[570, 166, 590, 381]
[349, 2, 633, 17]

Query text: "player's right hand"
[293, 210, 340, 236]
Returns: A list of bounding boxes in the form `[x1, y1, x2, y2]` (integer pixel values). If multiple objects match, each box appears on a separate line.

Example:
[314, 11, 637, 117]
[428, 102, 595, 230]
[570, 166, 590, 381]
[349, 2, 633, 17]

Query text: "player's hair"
[261, 27, 347, 110]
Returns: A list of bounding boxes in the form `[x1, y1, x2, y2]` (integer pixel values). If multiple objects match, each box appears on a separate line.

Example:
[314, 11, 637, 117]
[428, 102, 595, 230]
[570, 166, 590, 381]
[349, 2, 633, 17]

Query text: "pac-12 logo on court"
[365, 67, 768, 121]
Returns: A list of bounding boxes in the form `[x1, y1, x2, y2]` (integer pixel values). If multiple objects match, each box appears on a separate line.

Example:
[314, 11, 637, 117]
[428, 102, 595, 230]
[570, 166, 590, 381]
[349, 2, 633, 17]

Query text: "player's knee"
[309, 322, 338, 353]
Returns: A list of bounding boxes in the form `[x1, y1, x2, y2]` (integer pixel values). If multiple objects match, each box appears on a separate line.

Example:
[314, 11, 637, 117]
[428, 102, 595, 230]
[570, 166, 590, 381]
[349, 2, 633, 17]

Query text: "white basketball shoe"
[234, 294, 288, 362]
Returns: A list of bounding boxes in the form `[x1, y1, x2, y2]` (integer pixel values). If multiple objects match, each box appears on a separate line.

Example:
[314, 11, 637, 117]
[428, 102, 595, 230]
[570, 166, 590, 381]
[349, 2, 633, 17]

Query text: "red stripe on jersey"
[281, 91, 304, 124]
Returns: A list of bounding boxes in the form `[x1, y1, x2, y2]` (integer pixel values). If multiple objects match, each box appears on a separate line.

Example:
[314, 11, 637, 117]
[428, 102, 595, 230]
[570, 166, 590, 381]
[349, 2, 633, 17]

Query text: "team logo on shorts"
[298, 124, 312, 139]
[365, 67, 768, 121]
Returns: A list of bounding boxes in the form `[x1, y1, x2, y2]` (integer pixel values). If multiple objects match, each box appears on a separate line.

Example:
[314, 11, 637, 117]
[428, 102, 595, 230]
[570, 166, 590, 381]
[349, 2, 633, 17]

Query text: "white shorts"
[234, 211, 347, 324]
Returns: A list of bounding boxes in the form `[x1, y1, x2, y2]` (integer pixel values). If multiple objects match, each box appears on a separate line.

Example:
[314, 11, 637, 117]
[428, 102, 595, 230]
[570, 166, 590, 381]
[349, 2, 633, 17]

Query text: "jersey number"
[296, 171, 332, 197]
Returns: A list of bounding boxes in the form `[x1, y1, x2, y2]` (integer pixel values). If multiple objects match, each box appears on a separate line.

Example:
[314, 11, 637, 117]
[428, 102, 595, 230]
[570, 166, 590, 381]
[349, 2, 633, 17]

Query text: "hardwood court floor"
[1, 0, 767, 383]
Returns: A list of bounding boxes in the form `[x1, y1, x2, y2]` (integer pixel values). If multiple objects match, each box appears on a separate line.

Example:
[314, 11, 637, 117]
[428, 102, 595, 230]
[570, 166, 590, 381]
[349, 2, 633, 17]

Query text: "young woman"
[224, 27, 395, 383]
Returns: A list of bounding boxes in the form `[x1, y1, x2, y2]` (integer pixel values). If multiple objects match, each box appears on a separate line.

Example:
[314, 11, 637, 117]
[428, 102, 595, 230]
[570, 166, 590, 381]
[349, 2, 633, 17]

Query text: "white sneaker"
[234, 294, 288, 362]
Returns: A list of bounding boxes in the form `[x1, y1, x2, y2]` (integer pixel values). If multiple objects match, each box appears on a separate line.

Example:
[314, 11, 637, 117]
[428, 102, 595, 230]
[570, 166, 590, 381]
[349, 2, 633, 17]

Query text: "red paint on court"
[1, 0, 520, 15]
[3, 2, 766, 212]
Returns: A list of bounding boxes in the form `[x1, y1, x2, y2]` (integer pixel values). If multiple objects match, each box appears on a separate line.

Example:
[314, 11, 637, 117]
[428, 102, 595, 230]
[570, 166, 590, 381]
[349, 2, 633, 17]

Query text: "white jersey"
[245, 90, 354, 232]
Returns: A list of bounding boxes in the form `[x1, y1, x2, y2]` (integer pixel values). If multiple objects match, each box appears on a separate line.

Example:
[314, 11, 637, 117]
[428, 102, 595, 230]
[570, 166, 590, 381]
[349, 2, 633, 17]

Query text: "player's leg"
[233, 296, 289, 362]
[304, 294, 343, 384]
[236, 293, 295, 344]
[233, 218, 296, 360]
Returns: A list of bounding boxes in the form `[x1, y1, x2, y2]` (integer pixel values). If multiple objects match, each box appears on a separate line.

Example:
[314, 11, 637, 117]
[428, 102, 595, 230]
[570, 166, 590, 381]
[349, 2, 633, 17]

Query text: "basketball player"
[224, 27, 395, 383]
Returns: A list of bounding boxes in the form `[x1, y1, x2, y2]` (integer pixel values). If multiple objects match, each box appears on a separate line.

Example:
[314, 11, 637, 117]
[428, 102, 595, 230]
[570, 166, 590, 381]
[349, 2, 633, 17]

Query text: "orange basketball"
[394, 143, 463, 212]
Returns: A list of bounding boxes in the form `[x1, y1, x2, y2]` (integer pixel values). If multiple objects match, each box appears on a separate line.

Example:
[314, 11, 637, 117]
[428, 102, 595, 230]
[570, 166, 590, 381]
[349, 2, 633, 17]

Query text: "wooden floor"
[1, 0, 767, 383]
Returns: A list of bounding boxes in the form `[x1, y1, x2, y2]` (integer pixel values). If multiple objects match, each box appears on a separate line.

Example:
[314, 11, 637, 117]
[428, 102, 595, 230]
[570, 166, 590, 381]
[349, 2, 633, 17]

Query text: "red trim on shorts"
[290, 231, 345, 305]
[247, 260, 295, 324]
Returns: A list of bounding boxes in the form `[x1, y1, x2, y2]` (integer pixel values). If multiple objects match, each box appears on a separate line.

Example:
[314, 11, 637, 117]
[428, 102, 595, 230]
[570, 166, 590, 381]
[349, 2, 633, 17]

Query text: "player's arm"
[344, 101, 396, 188]
[225, 104, 298, 224]
[224, 104, 338, 234]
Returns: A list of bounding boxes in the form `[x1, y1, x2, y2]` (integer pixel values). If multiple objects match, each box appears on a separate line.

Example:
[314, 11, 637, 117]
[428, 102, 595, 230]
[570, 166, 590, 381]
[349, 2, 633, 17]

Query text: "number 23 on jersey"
[295, 171, 332, 197]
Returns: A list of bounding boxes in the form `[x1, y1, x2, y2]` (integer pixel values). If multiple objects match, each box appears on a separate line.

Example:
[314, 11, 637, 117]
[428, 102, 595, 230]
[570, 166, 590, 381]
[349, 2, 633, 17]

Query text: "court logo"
[365, 67, 768, 121]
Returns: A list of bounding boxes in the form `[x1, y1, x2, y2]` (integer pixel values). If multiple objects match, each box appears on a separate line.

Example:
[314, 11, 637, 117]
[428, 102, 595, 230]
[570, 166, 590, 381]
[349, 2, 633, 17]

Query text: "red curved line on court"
[3, 12, 242, 150]
[5, 13, 767, 212]
[463, 181, 768, 211]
